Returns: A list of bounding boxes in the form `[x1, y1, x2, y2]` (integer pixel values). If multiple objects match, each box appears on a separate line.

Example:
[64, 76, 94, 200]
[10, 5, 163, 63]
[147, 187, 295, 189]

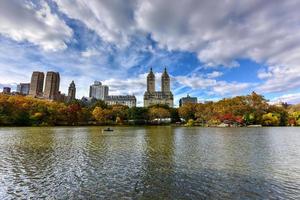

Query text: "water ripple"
[0, 127, 299, 199]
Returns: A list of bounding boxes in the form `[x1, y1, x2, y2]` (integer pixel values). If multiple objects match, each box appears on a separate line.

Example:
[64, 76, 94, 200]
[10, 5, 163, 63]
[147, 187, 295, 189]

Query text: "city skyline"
[1, 1, 300, 106]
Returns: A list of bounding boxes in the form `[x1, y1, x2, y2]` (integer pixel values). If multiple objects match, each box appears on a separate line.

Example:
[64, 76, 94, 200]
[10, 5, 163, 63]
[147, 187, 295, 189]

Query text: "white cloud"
[270, 93, 300, 105]
[103, 74, 146, 95]
[212, 81, 250, 96]
[206, 71, 223, 79]
[54, 0, 138, 46]
[0, 0, 72, 51]
[81, 48, 100, 58]
[176, 74, 251, 96]
[257, 64, 300, 93]
[176, 75, 216, 89]
[135, 0, 300, 68]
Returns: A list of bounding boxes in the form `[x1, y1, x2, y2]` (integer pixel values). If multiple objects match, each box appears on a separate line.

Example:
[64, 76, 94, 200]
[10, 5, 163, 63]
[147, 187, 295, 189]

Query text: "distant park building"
[44, 71, 60, 100]
[179, 95, 198, 107]
[68, 80, 76, 101]
[89, 81, 109, 100]
[29, 71, 44, 97]
[2, 87, 11, 94]
[105, 95, 136, 108]
[17, 83, 30, 95]
[144, 68, 174, 107]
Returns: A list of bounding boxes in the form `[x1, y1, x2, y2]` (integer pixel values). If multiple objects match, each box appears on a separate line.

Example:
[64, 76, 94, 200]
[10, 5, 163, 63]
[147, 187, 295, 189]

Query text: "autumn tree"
[178, 103, 196, 121]
[148, 107, 170, 120]
[262, 113, 280, 126]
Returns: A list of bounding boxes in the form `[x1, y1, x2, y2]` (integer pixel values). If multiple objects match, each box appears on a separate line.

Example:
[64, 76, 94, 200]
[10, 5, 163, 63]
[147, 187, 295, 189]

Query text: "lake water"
[0, 127, 299, 199]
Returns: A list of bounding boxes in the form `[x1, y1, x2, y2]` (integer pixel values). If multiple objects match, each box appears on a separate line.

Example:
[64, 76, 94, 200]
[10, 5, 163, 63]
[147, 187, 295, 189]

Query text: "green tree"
[262, 113, 280, 126]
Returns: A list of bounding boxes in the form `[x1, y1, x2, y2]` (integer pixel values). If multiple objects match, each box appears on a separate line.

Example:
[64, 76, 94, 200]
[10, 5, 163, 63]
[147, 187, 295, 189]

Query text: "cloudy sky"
[0, 0, 300, 106]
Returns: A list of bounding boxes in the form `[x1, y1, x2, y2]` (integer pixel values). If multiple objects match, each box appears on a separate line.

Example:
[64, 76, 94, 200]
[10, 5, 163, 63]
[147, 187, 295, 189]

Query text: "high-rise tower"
[147, 68, 155, 93]
[89, 81, 109, 100]
[44, 72, 60, 100]
[29, 71, 44, 97]
[161, 67, 170, 93]
[17, 83, 30, 95]
[68, 80, 76, 101]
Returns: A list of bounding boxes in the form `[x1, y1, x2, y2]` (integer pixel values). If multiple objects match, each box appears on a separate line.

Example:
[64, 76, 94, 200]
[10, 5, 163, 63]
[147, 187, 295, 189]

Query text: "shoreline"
[0, 124, 297, 128]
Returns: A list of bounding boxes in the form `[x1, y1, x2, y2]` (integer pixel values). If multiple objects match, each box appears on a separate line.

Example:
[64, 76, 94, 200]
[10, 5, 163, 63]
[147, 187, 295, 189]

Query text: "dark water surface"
[0, 127, 299, 199]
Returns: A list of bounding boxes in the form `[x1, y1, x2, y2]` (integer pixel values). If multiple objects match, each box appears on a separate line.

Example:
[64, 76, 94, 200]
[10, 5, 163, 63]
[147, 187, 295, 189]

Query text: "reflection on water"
[0, 127, 299, 199]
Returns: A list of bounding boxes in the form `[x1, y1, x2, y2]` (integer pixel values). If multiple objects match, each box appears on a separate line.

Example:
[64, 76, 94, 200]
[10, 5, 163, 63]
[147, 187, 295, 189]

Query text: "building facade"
[29, 71, 44, 97]
[144, 68, 173, 107]
[17, 83, 30, 95]
[44, 72, 60, 100]
[89, 81, 109, 100]
[179, 95, 198, 107]
[2, 87, 11, 94]
[105, 95, 136, 108]
[68, 80, 76, 102]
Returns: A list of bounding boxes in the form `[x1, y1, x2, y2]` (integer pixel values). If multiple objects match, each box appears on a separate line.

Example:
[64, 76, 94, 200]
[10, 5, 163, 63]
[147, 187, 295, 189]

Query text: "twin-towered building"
[29, 71, 76, 101]
[144, 68, 174, 107]
[29, 71, 60, 100]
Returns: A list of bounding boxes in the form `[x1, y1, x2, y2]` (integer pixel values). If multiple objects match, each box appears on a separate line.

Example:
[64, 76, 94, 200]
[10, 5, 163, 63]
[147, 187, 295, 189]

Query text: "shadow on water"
[0, 127, 299, 199]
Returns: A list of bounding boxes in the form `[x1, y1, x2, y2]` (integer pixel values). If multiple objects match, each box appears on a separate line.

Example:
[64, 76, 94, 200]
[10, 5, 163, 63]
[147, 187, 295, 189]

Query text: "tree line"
[0, 92, 300, 126]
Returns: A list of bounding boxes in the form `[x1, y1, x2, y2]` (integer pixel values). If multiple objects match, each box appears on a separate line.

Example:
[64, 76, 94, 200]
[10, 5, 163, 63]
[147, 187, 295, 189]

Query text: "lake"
[0, 127, 299, 199]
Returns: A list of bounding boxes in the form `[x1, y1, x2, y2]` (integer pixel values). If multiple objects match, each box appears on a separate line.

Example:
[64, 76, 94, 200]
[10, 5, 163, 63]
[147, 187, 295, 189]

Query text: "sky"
[0, 0, 300, 106]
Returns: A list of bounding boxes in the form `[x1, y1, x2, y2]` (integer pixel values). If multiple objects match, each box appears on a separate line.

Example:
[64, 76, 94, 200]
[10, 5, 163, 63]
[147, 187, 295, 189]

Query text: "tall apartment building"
[89, 81, 109, 100]
[44, 72, 60, 100]
[68, 80, 76, 101]
[17, 83, 30, 95]
[29, 71, 44, 97]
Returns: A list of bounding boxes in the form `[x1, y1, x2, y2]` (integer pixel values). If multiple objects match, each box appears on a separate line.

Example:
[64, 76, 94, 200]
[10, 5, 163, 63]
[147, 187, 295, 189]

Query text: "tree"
[61, 103, 82, 125]
[262, 113, 280, 126]
[148, 107, 170, 120]
[178, 103, 196, 121]
[111, 104, 128, 122]
[127, 107, 148, 124]
[195, 102, 215, 124]
[170, 108, 180, 123]
[92, 106, 113, 124]
[267, 105, 288, 126]
[92, 107, 106, 123]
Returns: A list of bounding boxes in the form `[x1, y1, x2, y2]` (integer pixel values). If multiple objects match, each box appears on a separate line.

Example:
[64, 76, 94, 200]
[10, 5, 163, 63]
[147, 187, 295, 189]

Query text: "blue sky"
[1, 0, 300, 106]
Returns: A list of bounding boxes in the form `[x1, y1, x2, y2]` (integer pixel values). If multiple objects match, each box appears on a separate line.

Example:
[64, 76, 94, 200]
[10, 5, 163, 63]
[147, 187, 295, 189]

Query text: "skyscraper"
[17, 83, 30, 95]
[44, 71, 60, 100]
[68, 80, 76, 101]
[89, 81, 109, 100]
[29, 71, 44, 97]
